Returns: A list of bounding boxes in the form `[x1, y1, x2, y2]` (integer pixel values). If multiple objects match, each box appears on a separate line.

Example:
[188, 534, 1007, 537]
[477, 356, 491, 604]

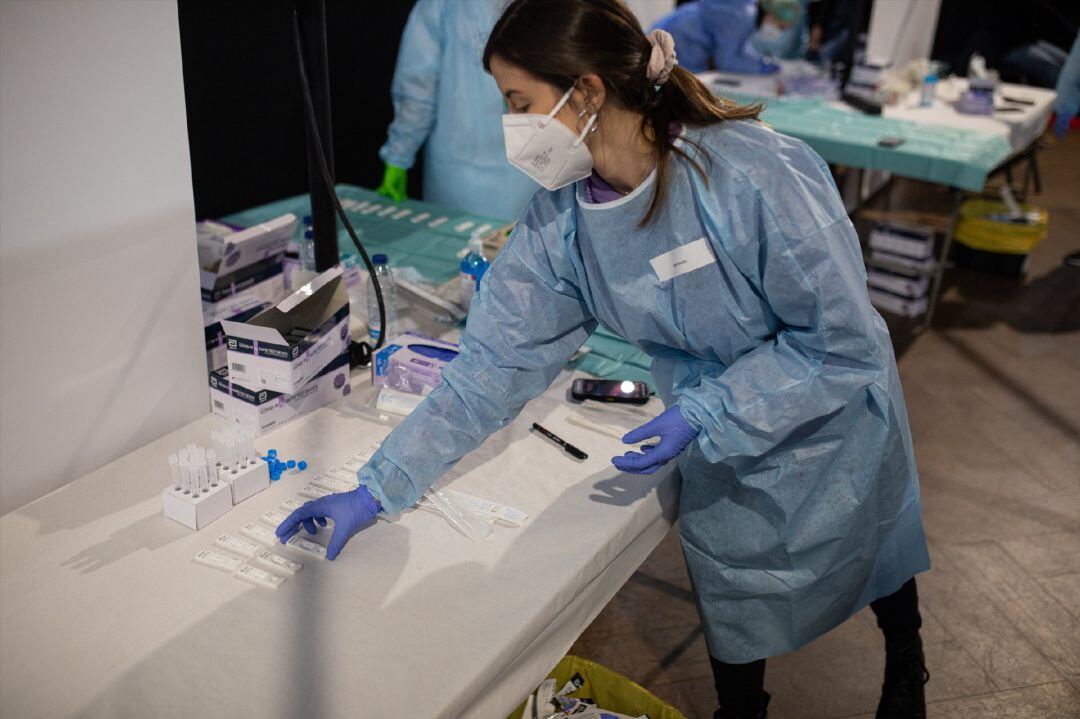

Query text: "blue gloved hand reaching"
[612, 405, 700, 475]
[276, 486, 382, 560]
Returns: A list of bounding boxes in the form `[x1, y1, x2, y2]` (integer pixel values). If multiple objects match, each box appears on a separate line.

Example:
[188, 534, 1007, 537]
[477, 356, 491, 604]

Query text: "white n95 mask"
[502, 86, 597, 191]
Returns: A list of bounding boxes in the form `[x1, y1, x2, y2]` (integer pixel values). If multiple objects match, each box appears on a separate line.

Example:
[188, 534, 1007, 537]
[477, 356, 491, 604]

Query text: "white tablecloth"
[884, 78, 1056, 156]
[0, 370, 678, 719]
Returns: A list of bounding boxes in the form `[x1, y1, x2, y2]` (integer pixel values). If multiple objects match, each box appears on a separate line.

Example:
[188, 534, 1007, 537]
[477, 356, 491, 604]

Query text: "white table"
[0, 370, 677, 719]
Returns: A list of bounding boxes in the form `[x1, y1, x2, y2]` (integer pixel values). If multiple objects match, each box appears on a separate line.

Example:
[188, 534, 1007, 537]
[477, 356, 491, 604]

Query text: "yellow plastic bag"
[955, 198, 1048, 255]
[507, 655, 688, 719]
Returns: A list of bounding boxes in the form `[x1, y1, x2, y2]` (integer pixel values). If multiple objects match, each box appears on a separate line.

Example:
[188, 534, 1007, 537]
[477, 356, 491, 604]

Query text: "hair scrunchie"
[646, 29, 677, 87]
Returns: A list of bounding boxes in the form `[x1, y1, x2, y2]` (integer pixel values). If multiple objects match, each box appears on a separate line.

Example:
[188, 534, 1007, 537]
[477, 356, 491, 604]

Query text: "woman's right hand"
[275, 486, 382, 560]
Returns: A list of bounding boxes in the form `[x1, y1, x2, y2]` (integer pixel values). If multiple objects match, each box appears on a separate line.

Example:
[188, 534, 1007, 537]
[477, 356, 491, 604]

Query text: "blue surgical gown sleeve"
[1054, 30, 1080, 118]
[678, 143, 888, 461]
[358, 198, 598, 514]
[378, 0, 444, 171]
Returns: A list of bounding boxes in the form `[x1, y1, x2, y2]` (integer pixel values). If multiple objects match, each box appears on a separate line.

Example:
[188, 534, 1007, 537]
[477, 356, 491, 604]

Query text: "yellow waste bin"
[954, 198, 1048, 255]
[508, 655, 688, 719]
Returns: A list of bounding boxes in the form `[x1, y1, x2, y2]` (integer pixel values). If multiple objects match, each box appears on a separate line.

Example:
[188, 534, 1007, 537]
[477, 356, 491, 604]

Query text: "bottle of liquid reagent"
[459, 237, 490, 311]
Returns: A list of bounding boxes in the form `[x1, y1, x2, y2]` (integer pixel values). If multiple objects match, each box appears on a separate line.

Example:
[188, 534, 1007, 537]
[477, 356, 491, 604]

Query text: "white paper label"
[649, 237, 716, 282]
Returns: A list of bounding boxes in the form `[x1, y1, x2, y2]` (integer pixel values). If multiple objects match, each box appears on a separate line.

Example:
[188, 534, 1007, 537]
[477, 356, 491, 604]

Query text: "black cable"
[290, 3, 386, 362]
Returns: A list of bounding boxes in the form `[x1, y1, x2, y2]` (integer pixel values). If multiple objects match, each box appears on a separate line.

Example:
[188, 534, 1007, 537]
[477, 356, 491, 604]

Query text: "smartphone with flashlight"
[571, 378, 650, 404]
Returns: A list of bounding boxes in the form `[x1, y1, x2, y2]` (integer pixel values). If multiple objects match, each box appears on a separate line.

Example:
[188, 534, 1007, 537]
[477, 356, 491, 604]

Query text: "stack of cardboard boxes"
[866, 221, 936, 318]
[199, 214, 296, 371]
[209, 266, 353, 437]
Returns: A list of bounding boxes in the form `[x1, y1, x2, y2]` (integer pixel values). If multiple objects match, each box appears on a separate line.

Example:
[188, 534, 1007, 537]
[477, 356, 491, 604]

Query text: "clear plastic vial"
[366, 254, 397, 341]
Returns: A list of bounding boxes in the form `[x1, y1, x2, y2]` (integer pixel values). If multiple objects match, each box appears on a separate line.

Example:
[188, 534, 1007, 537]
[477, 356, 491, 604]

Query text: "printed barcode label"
[213, 400, 225, 410]
[232, 362, 246, 373]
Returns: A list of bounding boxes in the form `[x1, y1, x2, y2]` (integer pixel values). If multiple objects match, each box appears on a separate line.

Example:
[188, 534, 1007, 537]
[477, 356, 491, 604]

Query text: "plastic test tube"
[224, 437, 235, 474]
[206, 449, 218, 486]
[169, 454, 181, 491]
[179, 459, 190, 495]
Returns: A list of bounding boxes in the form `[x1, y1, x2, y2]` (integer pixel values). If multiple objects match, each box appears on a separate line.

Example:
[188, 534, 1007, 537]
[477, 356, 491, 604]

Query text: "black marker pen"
[531, 423, 588, 460]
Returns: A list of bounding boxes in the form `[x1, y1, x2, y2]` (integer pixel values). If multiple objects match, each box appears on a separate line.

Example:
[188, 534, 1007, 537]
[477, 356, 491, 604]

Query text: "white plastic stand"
[221, 461, 269, 504]
[161, 482, 232, 530]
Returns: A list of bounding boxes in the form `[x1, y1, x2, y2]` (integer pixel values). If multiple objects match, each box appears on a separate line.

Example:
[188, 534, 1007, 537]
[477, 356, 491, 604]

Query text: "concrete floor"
[569, 130, 1080, 718]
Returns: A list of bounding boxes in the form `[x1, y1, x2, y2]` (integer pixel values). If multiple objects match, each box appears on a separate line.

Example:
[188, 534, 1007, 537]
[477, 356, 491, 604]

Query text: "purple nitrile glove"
[612, 404, 700, 475]
[275, 486, 382, 560]
[1053, 112, 1073, 139]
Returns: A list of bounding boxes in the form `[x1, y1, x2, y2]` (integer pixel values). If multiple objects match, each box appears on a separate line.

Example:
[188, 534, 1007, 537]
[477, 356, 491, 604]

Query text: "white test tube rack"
[161, 423, 269, 530]
[213, 423, 269, 504]
[161, 445, 232, 530]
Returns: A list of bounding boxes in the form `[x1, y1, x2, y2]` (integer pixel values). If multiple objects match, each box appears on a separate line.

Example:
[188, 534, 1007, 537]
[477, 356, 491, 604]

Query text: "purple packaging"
[371, 332, 460, 396]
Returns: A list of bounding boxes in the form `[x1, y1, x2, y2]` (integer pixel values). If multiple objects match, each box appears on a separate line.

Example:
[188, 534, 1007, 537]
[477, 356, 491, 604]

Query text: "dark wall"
[178, 0, 419, 220]
[932, 0, 1080, 80]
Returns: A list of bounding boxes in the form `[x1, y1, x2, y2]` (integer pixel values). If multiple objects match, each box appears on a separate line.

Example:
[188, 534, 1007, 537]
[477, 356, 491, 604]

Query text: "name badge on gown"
[649, 237, 717, 282]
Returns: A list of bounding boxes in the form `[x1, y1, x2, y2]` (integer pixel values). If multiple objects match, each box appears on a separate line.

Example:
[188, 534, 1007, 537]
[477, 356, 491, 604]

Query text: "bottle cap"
[372, 254, 388, 265]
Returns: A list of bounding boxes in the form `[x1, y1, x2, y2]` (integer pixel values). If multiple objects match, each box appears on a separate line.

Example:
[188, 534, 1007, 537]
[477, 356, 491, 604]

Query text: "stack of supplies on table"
[210, 266, 352, 436]
[198, 214, 296, 371]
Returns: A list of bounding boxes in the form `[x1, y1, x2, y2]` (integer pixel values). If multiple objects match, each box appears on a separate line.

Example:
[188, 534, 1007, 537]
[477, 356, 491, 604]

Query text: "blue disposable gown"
[1054, 30, 1080, 119]
[653, 0, 778, 75]
[360, 120, 930, 662]
[379, 0, 537, 220]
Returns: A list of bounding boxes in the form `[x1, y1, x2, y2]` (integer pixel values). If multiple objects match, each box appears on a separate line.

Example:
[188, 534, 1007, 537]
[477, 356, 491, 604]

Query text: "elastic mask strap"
[539, 86, 576, 128]
[572, 113, 598, 148]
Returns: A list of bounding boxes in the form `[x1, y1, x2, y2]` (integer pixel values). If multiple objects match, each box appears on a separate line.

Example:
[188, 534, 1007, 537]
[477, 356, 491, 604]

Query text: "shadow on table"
[60, 511, 190, 574]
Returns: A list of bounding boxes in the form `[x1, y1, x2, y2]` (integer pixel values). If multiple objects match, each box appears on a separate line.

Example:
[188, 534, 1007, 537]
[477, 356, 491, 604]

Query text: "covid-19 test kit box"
[209, 352, 351, 436]
[220, 266, 350, 394]
[197, 214, 295, 314]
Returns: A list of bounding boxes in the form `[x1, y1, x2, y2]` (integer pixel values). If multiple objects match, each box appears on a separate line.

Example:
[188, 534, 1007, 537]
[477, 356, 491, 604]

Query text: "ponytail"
[641, 66, 762, 225]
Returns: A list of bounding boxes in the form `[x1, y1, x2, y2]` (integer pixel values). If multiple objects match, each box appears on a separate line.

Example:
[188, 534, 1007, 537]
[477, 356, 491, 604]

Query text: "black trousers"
[710, 578, 922, 715]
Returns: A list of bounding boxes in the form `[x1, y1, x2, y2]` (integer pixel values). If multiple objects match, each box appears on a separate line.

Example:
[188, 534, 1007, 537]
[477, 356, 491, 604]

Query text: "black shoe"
[876, 636, 929, 718]
[714, 690, 770, 719]
[1065, 251, 1080, 268]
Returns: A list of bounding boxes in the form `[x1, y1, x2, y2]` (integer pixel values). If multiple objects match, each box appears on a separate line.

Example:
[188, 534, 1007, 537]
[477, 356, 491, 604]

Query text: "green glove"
[376, 164, 407, 202]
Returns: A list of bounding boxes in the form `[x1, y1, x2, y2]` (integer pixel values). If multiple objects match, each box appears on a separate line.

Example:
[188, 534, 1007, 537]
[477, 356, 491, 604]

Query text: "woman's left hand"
[612, 405, 699, 475]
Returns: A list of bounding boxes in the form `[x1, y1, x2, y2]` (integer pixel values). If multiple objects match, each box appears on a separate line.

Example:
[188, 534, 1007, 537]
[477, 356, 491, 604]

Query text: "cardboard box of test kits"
[209, 352, 351, 436]
[204, 298, 272, 373]
[221, 266, 350, 394]
[197, 214, 296, 305]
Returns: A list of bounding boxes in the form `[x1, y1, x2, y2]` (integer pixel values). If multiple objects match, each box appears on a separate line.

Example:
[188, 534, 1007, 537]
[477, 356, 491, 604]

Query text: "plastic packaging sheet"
[0, 373, 678, 719]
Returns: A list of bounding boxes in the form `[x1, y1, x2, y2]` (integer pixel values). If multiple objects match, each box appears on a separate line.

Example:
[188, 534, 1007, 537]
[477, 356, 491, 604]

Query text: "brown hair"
[483, 0, 762, 225]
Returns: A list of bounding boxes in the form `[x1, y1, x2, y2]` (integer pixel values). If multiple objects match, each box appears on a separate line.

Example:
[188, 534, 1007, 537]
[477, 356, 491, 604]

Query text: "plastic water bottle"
[366, 254, 397, 342]
[290, 214, 312, 252]
[299, 228, 317, 271]
[459, 236, 490, 311]
[920, 73, 938, 107]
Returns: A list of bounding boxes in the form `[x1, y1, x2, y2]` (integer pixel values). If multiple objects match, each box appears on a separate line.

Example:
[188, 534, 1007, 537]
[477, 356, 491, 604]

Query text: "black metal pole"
[295, 0, 337, 272]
